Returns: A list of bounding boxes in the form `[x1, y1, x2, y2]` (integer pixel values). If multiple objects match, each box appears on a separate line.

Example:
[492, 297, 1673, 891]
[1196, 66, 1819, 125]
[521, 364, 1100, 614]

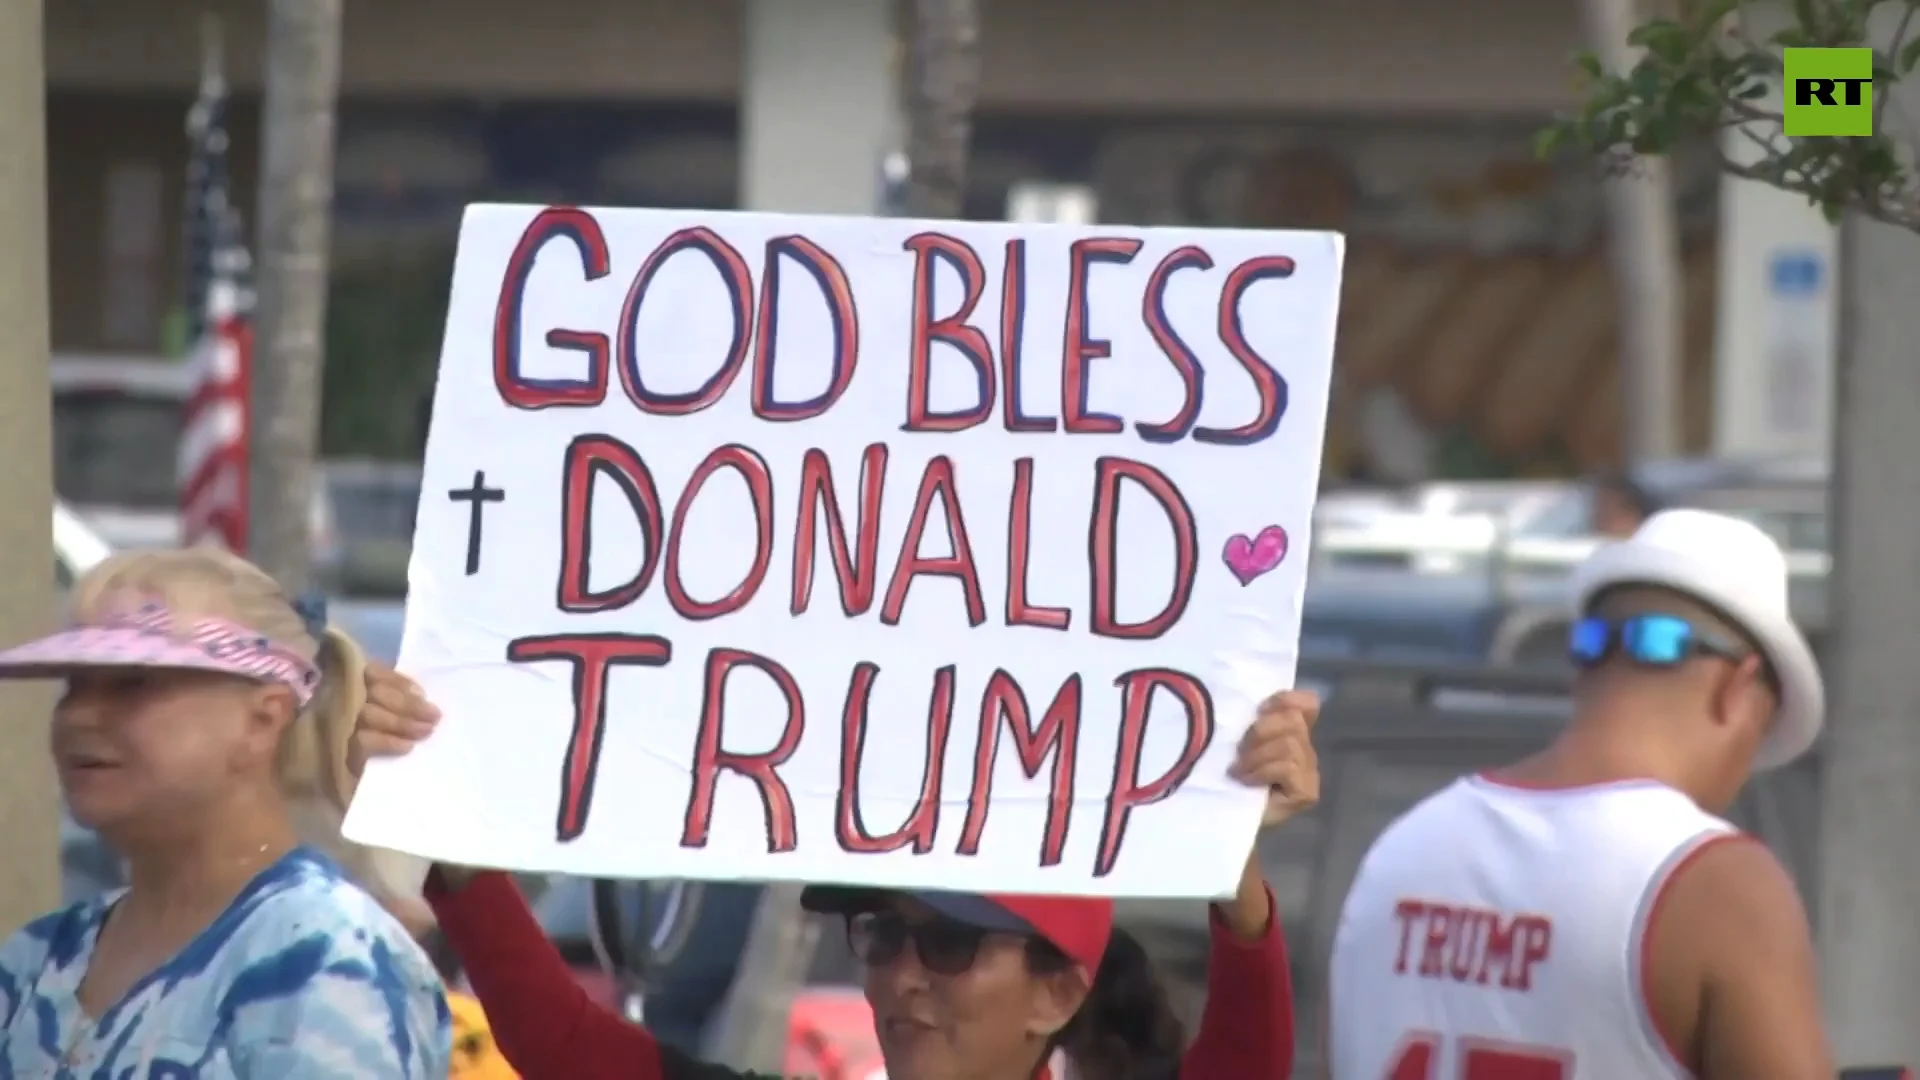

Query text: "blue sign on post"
[1769, 251, 1824, 296]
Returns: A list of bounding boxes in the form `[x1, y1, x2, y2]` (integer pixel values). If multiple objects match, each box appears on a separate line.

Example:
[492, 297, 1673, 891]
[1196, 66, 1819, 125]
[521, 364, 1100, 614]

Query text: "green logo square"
[1784, 48, 1874, 136]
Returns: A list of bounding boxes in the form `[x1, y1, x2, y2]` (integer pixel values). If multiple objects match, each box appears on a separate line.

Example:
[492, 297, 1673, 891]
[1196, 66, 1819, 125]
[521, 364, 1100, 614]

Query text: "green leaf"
[1634, 112, 1682, 154]
[1630, 19, 1692, 64]
[1534, 125, 1568, 160]
[1898, 34, 1920, 74]
[1629, 61, 1667, 101]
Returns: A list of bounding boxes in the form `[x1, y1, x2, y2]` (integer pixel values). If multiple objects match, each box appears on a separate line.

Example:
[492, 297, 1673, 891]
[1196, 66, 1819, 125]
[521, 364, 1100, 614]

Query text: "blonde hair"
[72, 546, 430, 903]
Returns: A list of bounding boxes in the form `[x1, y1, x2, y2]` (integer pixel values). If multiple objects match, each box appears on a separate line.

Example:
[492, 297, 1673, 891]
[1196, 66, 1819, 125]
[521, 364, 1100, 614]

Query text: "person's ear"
[248, 683, 300, 742]
[1025, 965, 1091, 1040]
[1740, 655, 1781, 727]
[1708, 655, 1770, 729]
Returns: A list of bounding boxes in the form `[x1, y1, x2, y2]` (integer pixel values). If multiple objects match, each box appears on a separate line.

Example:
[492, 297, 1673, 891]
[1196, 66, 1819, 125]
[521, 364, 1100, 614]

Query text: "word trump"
[508, 631, 1210, 880]
[1391, 898, 1554, 992]
[491, 207, 1292, 444]
[1784, 47, 1875, 138]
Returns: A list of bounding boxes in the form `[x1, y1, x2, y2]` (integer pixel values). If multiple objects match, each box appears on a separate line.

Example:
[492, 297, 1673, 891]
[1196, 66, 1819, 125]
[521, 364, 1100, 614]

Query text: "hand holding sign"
[346, 660, 441, 783]
[342, 205, 1342, 899]
[1229, 689, 1320, 827]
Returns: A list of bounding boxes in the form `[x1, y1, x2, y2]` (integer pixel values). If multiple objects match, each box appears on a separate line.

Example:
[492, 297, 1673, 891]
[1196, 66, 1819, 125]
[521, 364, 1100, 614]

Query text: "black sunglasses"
[845, 910, 1018, 976]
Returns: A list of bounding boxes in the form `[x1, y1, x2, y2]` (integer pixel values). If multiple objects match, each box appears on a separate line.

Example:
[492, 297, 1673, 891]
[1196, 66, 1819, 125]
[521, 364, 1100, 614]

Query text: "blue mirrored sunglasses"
[1568, 613, 1754, 672]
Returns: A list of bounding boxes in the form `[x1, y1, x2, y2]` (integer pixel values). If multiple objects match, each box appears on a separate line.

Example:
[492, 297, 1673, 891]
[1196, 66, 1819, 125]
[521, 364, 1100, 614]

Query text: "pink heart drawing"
[1222, 525, 1289, 586]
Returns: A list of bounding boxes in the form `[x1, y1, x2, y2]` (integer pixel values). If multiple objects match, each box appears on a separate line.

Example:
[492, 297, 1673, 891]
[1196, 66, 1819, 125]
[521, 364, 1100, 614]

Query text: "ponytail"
[305, 625, 367, 812]
[281, 624, 433, 905]
[1045, 927, 1186, 1080]
[277, 625, 365, 806]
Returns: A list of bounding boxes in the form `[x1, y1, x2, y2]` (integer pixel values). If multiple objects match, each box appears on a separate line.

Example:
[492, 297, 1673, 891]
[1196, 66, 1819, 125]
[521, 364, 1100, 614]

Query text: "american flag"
[177, 30, 253, 553]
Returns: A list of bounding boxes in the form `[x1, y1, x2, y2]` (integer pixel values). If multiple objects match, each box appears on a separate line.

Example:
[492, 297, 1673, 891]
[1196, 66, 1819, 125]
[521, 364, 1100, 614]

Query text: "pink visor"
[0, 603, 320, 706]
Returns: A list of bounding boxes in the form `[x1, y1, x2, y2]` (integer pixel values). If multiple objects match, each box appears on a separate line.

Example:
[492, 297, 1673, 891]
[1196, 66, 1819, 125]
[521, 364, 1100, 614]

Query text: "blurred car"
[319, 460, 421, 597]
[1299, 481, 1575, 662]
[329, 597, 407, 662]
[1302, 565, 1506, 663]
[54, 499, 113, 588]
[1312, 480, 1571, 575]
[50, 352, 341, 570]
[51, 354, 194, 551]
[1312, 487, 1410, 530]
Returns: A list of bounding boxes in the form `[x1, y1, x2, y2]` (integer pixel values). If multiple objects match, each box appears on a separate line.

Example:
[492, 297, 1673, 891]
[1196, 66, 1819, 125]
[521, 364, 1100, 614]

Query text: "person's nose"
[870, 937, 935, 996]
[52, 691, 100, 733]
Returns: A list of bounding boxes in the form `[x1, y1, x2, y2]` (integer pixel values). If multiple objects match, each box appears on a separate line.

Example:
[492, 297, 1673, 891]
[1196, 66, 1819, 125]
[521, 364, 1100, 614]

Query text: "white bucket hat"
[1569, 508, 1824, 770]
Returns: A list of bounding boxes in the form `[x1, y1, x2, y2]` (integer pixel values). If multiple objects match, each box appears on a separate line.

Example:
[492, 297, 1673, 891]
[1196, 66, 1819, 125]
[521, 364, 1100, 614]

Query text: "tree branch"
[1712, 142, 1920, 229]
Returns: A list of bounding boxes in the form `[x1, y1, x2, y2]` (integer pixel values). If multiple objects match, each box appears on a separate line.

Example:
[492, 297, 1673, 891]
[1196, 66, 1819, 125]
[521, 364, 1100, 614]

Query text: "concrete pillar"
[1712, 2, 1838, 458]
[738, 0, 896, 214]
[1813, 7, 1920, 1064]
[0, 0, 64, 931]
[1819, 209, 1920, 1072]
[707, 5, 898, 1067]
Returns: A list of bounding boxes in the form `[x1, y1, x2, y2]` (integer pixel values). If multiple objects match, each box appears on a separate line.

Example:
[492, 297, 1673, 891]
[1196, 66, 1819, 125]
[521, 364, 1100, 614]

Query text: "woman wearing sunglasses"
[347, 664, 1319, 1080]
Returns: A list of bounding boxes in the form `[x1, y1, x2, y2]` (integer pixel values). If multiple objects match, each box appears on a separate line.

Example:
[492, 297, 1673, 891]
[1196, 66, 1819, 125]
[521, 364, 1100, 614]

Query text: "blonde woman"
[0, 548, 450, 1077]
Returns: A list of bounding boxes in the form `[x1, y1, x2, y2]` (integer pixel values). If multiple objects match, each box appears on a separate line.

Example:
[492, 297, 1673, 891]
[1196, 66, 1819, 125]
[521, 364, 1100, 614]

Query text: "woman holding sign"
[0, 548, 450, 1078]
[348, 664, 1316, 1080]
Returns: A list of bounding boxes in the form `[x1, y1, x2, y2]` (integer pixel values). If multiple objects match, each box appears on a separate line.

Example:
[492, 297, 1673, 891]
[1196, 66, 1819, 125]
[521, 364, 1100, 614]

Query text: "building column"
[738, 0, 897, 214]
[0, 0, 62, 931]
[1712, 168, 1838, 458]
[706, 5, 898, 1069]
[1711, 3, 1837, 458]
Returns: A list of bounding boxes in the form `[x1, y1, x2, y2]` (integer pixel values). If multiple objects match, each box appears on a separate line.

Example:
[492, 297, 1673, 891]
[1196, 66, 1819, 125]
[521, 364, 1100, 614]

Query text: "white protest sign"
[343, 204, 1342, 897]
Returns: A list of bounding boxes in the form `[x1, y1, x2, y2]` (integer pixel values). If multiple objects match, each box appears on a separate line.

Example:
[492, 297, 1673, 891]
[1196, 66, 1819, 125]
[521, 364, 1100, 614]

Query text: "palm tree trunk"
[705, 882, 824, 1069]
[250, 0, 344, 586]
[899, 0, 982, 218]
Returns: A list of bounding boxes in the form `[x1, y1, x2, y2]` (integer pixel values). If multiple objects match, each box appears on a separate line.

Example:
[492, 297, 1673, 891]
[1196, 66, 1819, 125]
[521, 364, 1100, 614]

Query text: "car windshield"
[1743, 509, 1827, 551]
[1511, 488, 1594, 539]
[52, 390, 182, 510]
[1685, 491, 1828, 553]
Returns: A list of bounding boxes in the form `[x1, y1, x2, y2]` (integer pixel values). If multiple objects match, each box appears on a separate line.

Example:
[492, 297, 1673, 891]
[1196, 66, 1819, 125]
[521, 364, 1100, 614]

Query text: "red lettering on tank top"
[1389, 896, 1554, 992]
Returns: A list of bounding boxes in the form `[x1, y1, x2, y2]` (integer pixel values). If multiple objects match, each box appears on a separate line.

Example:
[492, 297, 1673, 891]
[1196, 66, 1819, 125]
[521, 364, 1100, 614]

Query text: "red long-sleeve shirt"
[426, 869, 1296, 1080]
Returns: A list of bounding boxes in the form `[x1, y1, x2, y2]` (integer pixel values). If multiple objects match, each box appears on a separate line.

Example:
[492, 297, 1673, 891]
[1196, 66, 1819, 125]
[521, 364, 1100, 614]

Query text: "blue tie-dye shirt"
[0, 846, 451, 1078]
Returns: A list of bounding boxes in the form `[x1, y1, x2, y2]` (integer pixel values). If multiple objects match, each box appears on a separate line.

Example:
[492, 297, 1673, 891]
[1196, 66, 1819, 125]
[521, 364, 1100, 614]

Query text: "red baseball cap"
[801, 885, 1114, 975]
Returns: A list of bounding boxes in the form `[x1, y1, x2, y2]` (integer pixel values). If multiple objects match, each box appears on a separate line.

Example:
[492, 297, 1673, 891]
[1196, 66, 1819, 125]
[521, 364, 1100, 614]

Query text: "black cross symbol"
[448, 470, 506, 576]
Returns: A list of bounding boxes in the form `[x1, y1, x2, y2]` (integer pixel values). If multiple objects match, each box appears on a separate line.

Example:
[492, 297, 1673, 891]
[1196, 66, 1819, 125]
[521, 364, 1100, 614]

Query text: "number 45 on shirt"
[1389, 1033, 1572, 1080]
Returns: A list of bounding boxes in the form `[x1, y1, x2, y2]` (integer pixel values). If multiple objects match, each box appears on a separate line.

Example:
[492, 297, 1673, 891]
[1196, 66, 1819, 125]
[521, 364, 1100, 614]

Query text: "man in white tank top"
[1327, 509, 1833, 1080]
